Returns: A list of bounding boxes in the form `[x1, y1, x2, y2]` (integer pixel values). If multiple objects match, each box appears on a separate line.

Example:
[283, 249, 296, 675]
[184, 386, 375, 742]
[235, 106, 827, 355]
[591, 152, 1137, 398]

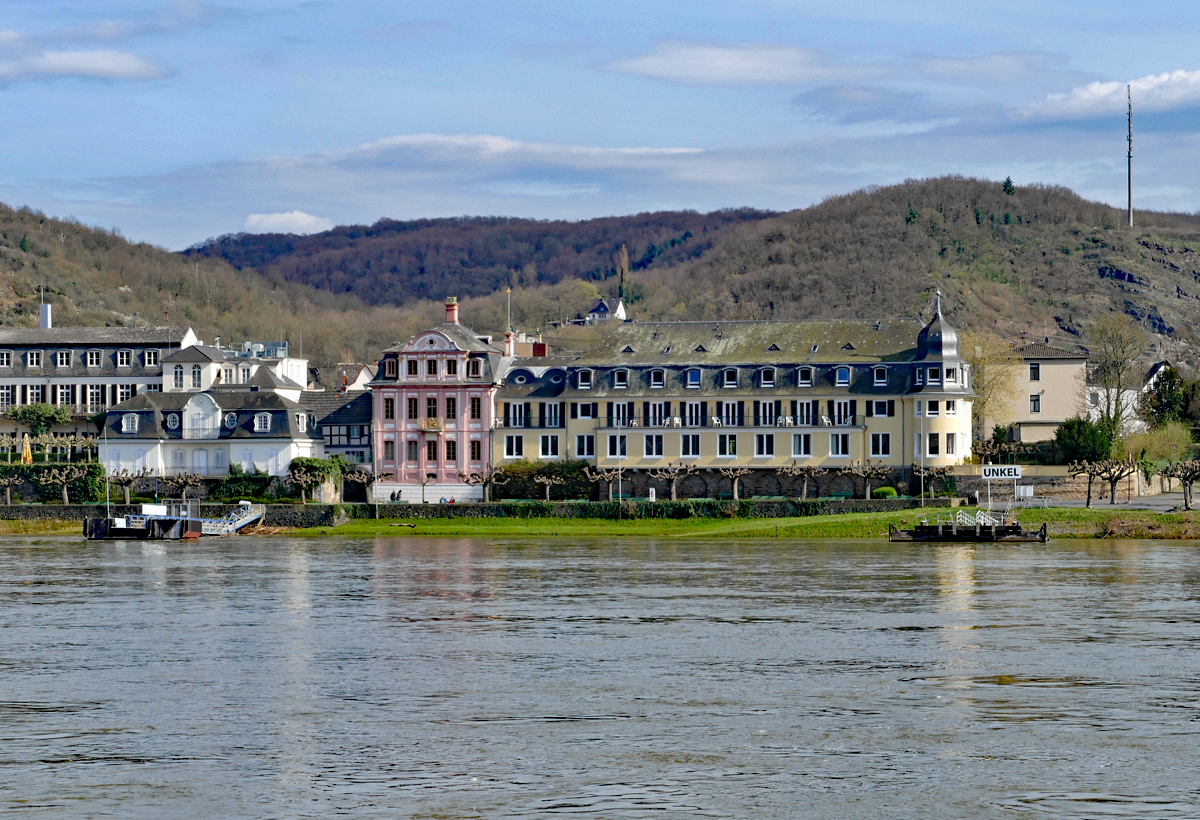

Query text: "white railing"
[182, 428, 220, 440]
[201, 504, 265, 535]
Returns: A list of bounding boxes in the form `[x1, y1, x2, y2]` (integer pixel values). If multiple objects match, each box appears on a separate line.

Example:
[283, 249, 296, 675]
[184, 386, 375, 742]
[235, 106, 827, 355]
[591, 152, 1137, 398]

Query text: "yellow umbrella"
[20, 434, 32, 465]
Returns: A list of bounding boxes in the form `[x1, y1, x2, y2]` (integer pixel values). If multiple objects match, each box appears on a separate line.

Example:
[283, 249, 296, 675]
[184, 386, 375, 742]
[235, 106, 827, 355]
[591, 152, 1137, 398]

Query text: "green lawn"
[290, 507, 1200, 540]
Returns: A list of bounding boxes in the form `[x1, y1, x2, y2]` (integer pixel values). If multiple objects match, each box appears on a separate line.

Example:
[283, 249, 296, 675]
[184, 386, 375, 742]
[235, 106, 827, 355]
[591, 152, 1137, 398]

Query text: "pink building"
[369, 298, 507, 502]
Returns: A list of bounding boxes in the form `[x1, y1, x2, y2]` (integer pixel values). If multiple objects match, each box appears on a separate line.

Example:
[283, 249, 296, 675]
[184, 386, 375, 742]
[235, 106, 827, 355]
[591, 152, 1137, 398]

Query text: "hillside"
[184, 210, 775, 307]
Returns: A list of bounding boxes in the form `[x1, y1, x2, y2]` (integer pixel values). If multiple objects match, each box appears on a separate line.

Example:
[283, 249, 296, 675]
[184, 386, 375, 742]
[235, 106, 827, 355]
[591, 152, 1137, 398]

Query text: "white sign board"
[981, 465, 1022, 480]
[649, 487, 656, 502]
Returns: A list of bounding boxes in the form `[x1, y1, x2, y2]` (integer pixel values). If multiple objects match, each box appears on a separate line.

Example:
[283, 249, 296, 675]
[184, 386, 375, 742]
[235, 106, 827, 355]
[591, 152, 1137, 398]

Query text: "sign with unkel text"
[981, 465, 1023, 479]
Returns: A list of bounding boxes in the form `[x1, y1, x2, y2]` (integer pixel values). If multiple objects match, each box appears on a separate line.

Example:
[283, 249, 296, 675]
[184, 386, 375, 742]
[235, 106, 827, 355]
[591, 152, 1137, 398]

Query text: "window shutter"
[827, 400, 834, 418]
[560, 403, 566, 427]
[626, 402, 635, 421]
[866, 401, 874, 417]
[523, 403, 531, 428]
[643, 402, 650, 425]
[503, 403, 510, 426]
[753, 400, 761, 426]
[590, 402, 598, 418]
[570, 402, 578, 419]
[538, 403, 546, 427]
[811, 400, 819, 420]
[700, 402, 708, 426]
[850, 400, 857, 420]
[888, 400, 895, 417]
[606, 401, 614, 426]
[737, 401, 745, 426]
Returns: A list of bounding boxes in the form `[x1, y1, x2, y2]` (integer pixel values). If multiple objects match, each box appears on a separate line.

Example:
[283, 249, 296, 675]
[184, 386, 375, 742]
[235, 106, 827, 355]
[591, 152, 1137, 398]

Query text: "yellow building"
[493, 299, 974, 498]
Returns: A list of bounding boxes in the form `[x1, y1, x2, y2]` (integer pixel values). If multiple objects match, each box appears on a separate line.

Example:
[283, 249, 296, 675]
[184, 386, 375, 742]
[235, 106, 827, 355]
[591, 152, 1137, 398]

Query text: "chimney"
[39, 304, 52, 329]
[445, 296, 459, 324]
[504, 330, 515, 357]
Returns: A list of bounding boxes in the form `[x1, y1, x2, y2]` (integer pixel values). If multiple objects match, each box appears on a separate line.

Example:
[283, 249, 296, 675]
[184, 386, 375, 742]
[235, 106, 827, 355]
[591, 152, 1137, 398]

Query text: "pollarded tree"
[1067, 460, 1105, 508]
[777, 462, 822, 500]
[843, 459, 893, 499]
[110, 467, 155, 505]
[287, 466, 322, 504]
[1162, 461, 1200, 510]
[718, 467, 751, 501]
[0, 472, 21, 505]
[583, 466, 621, 502]
[646, 461, 698, 501]
[460, 465, 510, 502]
[1096, 459, 1137, 506]
[533, 473, 566, 501]
[36, 465, 87, 504]
[162, 472, 204, 501]
[911, 463, 951, 499]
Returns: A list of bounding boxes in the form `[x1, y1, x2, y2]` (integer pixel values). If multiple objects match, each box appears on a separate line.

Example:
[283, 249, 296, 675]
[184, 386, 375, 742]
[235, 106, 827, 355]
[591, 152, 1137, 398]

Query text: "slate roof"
[383, 322, 503, 354]
[105, 391, 319, 440]
[163, 345, 225, 363]
[301, 390, 373, 426]
[248, 367, 304, 390]
[0, 326, 192, 346]
[1013, 342, 1087, 360]
[497, 361, 571, 400]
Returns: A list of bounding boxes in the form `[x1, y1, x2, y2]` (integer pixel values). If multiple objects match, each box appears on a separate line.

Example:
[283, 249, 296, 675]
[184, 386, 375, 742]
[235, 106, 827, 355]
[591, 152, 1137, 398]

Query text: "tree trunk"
[123, 486, 131, 505]
[61, 484, 69, 505]
[801, 477, 808, 500]
[607, 481, 613, 502]
[1085, 476, 1094, 508]
[544, 483, 551, 502]
[4, 486, 9, 505]
[670, 478, 678, 501]
[1109, 479, 1119, 505]
[483, 483, 490, 503]
[732, 478, 739, 501]
[300, 487, 307, 504]
[864, 479, 872, 500]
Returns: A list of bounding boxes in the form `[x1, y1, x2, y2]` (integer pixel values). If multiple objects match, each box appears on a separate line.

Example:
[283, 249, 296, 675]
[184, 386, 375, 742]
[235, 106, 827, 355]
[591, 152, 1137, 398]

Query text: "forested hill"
[184, 210, 775, 307]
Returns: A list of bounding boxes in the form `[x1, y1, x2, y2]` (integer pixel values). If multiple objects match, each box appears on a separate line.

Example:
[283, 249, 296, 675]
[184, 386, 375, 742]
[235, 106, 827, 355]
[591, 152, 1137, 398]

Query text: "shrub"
[873, 486, 898, 499]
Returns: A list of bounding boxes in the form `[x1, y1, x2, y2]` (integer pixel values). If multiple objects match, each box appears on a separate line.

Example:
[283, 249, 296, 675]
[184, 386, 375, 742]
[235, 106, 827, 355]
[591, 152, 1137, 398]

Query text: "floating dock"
[85, 501, 265, 540]
[888, 508, 1048, 543]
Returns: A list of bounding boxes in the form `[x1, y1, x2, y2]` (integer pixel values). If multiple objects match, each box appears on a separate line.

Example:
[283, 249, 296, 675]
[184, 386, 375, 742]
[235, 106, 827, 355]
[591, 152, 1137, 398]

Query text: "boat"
[84, 501, 265, 540]
[888, 507, 1048, 543]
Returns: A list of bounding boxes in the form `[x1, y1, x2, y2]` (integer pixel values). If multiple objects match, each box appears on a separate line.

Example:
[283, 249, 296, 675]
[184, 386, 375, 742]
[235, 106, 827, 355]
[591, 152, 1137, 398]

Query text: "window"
[28, 385, 43, 404]
[427, 359, 438, 376]
[607, 434, 627, 458]
[406, 440, 418, 462]
[945, 367, 957, 384]
[928, 367, 941, 383]
[681, 434, 700, 457]
[223, 367, 234, 384]
[117, 350, 131, 368]
[0, 386, 11, 407]
[614, 370, 628, 389]
[686, 369, 701, 389]
[383, 359, 397, 378]
[56, 351, 70, 368]
[444, 440, 457, 462]
[384, 440, 396, 461]
[254, 413, 271, 432]
[241, 367, 250, 384]
[644, 434, 663, 457]
[721, 401, 739, 427]
[927, 432, 940, 456]
[145, 350, 158, 367]
[647, 402, 666, 427]
[225, 413, 238, 429]
[87, 350, 101, 368]
[1089, 392, 1099, 407]
[470, 440, 482, 461]
[718, 434, 737, 457]
[722, 369, 738, 388]
[468, 359, 481, 378]
[578, 370, 592, 389]
[470, 396, 482, 419]
[426, 397, 438, 418]
[761, 368, 775, 387]
[407, 397, 418, 419]
[28, 351, 41, 368]
[0, 352, 9, 367]
[56, 386, 71, 406]
[509, 402, 527, 427]
[145, 384, 161, 393]
[834, 400, 851, 425]
[835, 367, 850, 386]
[174, 365, 184, 388]
[683, 402, 701, 427]
[873, 366, 887, 385]
[755, 433, 774, 456]
[407, 359, 418, 376]
[915, 400, 922, 418]
[927, 400, 940, 416]
[118, 385, 133, 402]
[505, 435, 524, 457]
[121, 414, 138, 433]
[530, 434, 556, 459]
[871, 432, 891, 457]
[192, 364, 202, 388]
[383, 398, 396, 420]
[792, 433, 811, 457]
[872, 400, 889, 417]
[426, 441, 438, 462]
[447, 359, 458, 376]
[916, 368, 924, 385]
[945, 400, 956, 416]
[1030, 394, 1041, 413]
[798, 367, 813, 386]
[945, 433, 956, 456]
[1029, 363, 1040, 381]
[576, 434, 595, 457]
[88, 385, 104, 408]
[650, 369, 665, 388]
[830, 432, 850, 457]
[446, 397, 457, 419]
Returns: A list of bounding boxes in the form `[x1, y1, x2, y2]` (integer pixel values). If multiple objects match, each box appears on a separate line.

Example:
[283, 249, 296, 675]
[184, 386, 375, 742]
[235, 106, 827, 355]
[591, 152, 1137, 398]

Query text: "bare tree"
[911, 463, 952, 499]
[288, 466, 323, 504]
[36, 465, 87, 504]
[1067, 461, 1105, 508]
[1088, 316, 1147, 439]
[776, 462, 823, 500]
[161, 472, 204, 501]
[583, 466, 621, 501]
[1162, 461, 1200, 510]
[109, 467, 155, 505]
[718, 467, 751, 501]
[960, 329, 1020, 437]
[460, 465, 510, 502]
[0, 433, 15, 464]
[0, 473, 21, 505]
[343, 468, 388, 498]
[843, 459, 892, 499]
[1096, 459, 1137, 506]
[533, 474, 566, 501]
[646, 461, 698, 501]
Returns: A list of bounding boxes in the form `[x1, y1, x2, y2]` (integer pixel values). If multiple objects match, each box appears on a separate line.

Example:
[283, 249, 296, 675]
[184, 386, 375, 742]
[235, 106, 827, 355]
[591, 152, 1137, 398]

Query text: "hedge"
[0, 463, 105, 503]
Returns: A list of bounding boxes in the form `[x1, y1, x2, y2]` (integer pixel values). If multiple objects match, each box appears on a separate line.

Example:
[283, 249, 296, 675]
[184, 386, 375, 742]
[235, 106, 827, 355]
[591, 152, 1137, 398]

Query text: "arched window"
[174, 365, 184, 389]
[760, 368, 776, 387]
[722, 368, 738, 388]
[650, 369, 665, 388]
[613, 370, 629, 389]
[873, 366, 887, 385]
[191, 364, 202, 388]
[577, 369, 593, 389]
[121, 414, 138, 433]
[835, 367, 850, 386]
[798, 367, 813, 386]
[686, 369, 701, 388]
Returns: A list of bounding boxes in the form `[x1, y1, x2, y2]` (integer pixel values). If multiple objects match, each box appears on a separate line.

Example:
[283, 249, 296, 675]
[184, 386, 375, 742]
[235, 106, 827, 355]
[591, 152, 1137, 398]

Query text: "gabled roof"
[301, 390, 372, 425]
[1013, 342, 1087, 360]
[383, 322, 503, 354]
[163, 345, 225, 363]
[589, 298, 613, 315]
[248, 367, 304, 390]
[0, 325, 193, 346]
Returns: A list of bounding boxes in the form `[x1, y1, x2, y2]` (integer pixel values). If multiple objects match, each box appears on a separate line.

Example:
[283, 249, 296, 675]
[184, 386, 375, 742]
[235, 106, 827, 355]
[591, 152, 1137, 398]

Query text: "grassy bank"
[290, 507, 1200, 540]
[0, 519, 82, 535]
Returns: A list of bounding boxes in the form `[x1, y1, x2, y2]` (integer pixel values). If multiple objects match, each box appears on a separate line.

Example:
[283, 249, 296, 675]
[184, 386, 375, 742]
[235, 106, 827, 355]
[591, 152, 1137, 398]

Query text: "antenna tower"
[1127, 84, 1133, 228]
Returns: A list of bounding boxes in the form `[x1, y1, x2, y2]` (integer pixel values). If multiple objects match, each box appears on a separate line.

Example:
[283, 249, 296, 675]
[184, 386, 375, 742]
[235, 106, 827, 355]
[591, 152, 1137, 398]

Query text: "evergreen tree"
[1002, 177, 1016, 195]
[1055, 416, 1112, 463]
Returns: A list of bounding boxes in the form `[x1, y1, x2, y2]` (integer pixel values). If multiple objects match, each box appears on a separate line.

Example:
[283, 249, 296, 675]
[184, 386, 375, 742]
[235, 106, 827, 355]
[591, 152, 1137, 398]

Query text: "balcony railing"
[494, 419, 566, 429]
[593, 414, 864, 429]
[181, 427, 221, 440]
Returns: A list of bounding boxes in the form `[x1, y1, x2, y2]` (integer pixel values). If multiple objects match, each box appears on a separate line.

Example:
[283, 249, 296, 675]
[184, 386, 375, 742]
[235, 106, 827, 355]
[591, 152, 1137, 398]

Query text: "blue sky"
[1, 0, 1199, 249]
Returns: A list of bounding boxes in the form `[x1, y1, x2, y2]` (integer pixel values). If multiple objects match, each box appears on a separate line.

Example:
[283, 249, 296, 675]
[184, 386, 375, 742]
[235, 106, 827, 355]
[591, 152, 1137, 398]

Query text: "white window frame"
[792, 433, 811, 457]
[927, 400, 940, 417]
[174, 365, 184, 388]
[650, 369, 665, 389]
[945, 400, 956, 416]
[613, 370, 628, 389]
[873, 400, 889, 417]
[830, 432, 851, 457]
[144, 350, 159, 367]
[914, 400, 922, 418]
[927, 432, 940, 456]
[945, 367, 957, 384]
[254, 413, 271, 433]
[722, 368, 738, 388]
[871, 432, 891, 457]
[117, 350, 131, 368]
[540, 434, 559, 458]
[121, 414, 138, 433]
[681, 433, 700, 457]
[644, 433, 663, 458]
[873, 366, 887, 386]
[686, 369, 701, 389]
[578, 369, 593, 389]
[798, 367, 813, 387]
[56, 350, 71, 368]
[608, 434, 627, 458]
[717, 433, 737, 457]
[576, 434, 595, 457]
[685, 402, 703, 427]
[915, 368, 924, 386]
[928, 367, 941, 384]
[118, 384, 133, 402]
[296, 413, 307, 432]
[505, 435, 523, 458]
[760, 368, 775, 388]
[835, 367, 850, 386]
[87, 350, 101, 368]
[0, 351, 10, 368]
[755, 433, 774, 457]
[1030, 394, 1041, 413]
[28, 351, 41, 368]
[945, 433, 956, 456]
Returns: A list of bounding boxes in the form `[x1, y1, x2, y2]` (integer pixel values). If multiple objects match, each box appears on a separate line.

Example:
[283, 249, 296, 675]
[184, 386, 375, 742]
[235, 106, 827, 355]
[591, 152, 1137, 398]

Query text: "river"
[1, 536, 1198, 818]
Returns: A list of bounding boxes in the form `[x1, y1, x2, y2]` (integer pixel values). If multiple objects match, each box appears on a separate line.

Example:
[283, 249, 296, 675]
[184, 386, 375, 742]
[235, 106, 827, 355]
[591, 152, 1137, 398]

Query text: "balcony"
[181, 427, 221, 440]
[594, 414, 865, 429]
[494, 419, 565, 429]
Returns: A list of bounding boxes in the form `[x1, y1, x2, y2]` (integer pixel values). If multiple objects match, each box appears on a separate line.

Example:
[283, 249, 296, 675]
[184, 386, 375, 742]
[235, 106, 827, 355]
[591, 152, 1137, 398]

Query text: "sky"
[1, 1, 1199, 249]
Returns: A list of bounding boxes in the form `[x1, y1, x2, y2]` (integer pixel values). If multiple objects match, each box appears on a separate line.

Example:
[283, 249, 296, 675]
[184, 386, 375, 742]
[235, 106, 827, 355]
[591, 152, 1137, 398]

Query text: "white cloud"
[244, 211, 334, 234]
[1023, 69, 1200, 119]
[0, 50, 167, 82]
[607, 41, 872, 86]
[0, 29, 22, 47]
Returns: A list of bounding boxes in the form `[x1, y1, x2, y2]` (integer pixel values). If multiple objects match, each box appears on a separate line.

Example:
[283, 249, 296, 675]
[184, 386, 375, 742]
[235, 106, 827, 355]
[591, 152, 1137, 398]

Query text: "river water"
[1, 536, 1199, 819]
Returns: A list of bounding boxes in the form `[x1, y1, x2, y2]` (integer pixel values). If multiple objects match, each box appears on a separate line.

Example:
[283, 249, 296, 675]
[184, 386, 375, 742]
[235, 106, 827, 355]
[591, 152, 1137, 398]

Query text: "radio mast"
[1127, 84, 1133, 228]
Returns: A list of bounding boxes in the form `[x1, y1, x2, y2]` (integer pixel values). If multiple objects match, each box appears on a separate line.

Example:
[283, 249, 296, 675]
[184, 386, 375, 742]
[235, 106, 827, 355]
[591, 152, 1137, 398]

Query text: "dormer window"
[384, 359, 397, 378]
[56, 351, 71, 368]
[578, 370, 592, 389]
[0, 351, 10, 368]
[722, 369, 738, 388]
[945, 367, 957, 384]
[836, 367, 850, 386]
[27, 351, 41, 368]
[686, 369, 701, 389]
[614, 370, 629, 389]
[254, 413, 271, 433]
[468, 359, 482, 378]
[121, 414, 138, 433]
[760, 368, 775, 387]
[694, 345, 707, 353]
[117, 350, 131, 368]
[296, 413, 307, 432]
[223, 367, 234, 384]
[650, 369, 665, 388]
[145, 350, 159, 367]
[916, 368, 924, 386]
[798, 367, 813, 386]
[928, 367, 941, 383]
[873, 366, 887, 386]
[87, 350, 101, 368]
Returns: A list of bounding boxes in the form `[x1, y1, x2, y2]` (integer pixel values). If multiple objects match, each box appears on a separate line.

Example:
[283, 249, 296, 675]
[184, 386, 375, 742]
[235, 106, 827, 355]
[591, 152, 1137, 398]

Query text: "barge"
[85, 501, 265, 540]
[888, 508, 1048, 543]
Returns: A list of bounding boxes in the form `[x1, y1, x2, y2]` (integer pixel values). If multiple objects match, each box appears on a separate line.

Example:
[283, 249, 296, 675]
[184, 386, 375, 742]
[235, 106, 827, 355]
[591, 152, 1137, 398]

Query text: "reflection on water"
[1, 536, 1199, 819]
